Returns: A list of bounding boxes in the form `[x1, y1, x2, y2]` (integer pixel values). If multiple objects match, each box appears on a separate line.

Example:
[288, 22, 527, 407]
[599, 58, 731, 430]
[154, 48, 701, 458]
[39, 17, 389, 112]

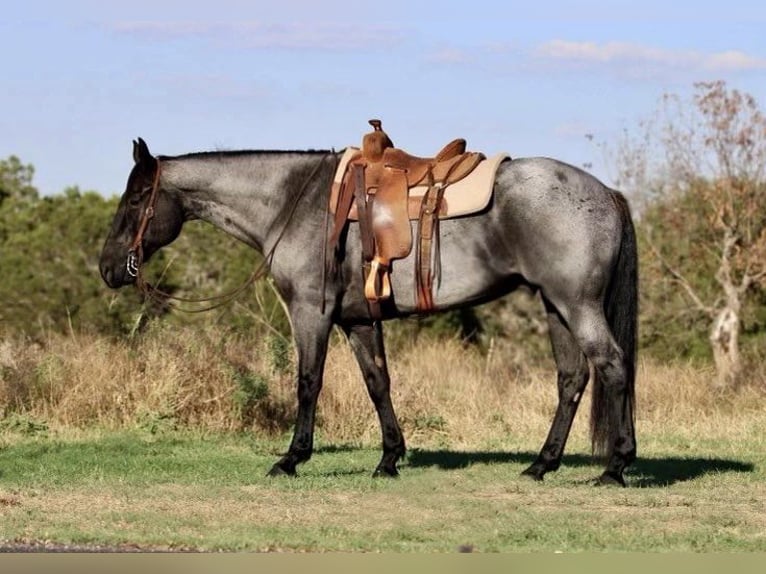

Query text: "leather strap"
[351, 164, 383, 319]
[128, 160, 163, 263]
[328, 163, 358, 254]
[353, 164, 375, 262]
[415, 170, 445, 311]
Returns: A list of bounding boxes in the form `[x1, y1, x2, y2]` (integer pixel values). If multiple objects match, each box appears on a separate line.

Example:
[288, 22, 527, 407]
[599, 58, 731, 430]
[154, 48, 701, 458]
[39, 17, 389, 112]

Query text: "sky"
[2, 1, 765, 197]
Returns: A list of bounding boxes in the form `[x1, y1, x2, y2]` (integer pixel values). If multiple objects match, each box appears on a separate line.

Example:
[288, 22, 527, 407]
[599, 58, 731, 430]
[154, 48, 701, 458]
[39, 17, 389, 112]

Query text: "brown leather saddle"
[328, 119, 485, 314]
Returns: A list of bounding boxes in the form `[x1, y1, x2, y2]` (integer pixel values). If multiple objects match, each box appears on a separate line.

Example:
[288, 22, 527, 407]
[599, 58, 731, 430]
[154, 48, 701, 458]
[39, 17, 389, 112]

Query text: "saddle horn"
[362, 119, 394, 163]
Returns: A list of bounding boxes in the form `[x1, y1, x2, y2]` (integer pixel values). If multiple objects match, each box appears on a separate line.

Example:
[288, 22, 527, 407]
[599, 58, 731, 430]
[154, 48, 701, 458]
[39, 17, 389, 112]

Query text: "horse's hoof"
[520, 466, 545, 482]
[595, 472, 626, 487]
[267, 463, 296, 478]
[372, 466, 399, 478]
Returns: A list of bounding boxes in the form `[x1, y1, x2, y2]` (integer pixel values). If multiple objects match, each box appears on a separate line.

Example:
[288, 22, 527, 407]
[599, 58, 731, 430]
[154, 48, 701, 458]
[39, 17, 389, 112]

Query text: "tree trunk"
[709, 306, 742, 388]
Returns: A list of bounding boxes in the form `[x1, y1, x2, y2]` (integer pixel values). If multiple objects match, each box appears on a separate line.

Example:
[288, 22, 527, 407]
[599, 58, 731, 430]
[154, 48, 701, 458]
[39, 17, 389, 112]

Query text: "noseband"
[126, 161, 163, 279]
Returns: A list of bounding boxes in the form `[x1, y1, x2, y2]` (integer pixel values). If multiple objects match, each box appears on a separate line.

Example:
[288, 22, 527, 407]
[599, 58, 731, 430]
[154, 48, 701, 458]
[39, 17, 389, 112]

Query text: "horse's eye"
[128, 185, 153, 208]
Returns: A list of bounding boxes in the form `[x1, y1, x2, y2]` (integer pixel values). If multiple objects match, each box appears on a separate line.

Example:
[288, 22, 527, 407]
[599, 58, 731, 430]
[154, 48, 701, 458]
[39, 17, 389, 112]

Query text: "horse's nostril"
[100, 263, 114, 287]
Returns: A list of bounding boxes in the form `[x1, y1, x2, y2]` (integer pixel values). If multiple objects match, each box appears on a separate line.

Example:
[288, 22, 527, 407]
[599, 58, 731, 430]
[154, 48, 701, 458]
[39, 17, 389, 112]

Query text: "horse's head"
[99, 138, 184, 288]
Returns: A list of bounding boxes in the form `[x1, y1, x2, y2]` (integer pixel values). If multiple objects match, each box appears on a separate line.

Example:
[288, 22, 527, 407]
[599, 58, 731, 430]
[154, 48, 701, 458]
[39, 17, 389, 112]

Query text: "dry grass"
[2, 324, 765, 449]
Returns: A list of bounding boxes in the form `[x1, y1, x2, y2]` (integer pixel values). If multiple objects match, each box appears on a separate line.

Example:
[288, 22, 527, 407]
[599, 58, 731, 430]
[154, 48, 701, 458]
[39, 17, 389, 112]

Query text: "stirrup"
[364, 258, 391, 302]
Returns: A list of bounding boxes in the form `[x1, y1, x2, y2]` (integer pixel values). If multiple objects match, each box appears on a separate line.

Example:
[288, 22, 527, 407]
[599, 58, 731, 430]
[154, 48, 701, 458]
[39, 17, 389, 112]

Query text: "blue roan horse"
[99, 137, 637, 486]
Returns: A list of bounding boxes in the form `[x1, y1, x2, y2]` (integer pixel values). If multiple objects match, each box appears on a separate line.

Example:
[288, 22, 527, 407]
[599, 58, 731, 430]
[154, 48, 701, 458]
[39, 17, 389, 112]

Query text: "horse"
[99, 137, 638, 486]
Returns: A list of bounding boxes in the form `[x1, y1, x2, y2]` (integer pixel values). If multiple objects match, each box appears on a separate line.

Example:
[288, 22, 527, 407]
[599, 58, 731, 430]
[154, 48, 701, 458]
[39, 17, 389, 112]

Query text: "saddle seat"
[328, 119, 492, 313]
[358, 120, 480, 190]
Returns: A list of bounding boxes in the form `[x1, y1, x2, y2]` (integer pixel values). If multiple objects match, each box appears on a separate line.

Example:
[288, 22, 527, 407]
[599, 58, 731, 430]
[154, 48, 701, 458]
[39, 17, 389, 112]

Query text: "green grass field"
[1, 428, 764, 552]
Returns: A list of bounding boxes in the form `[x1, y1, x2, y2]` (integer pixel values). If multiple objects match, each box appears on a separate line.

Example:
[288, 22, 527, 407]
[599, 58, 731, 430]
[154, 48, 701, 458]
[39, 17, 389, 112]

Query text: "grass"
[1, 325, 765, 551]
[0, 427, 764, 552]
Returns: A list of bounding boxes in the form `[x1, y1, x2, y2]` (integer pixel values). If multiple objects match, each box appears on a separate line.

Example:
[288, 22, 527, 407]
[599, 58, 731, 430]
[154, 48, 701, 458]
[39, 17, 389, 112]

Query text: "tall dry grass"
[2, 323, 765, 449]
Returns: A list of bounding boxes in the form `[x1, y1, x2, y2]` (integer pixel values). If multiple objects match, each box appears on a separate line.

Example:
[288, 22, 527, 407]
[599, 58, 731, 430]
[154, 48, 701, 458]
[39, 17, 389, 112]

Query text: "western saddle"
[328, 119, 486, 315]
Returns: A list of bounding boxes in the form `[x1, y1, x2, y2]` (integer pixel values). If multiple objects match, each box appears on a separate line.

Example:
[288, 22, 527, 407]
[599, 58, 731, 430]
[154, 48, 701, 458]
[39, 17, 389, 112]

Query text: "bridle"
[126, 160, 163, 280]
[125, 151, 336, 313]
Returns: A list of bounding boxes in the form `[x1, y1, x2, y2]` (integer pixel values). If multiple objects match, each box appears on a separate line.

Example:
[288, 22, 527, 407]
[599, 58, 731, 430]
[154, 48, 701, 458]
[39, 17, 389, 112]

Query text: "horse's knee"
[296, 376, 323, 404]
[557, 367, 589, 402]
[578, 339, 625, 384]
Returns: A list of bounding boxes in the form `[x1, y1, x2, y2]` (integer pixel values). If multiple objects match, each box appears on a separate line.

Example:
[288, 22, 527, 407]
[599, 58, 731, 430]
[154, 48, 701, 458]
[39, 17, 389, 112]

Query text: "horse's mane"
[158, 149, 336, 161]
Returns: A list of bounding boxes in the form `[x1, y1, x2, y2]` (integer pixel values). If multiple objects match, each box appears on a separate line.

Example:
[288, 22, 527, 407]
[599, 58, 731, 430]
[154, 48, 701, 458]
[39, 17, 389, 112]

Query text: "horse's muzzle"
[99, 256, 134, 289]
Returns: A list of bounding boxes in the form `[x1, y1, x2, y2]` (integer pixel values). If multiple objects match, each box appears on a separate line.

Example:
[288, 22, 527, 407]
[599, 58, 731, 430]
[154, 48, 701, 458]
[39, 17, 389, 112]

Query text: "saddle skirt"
[330, 148, 510, 221]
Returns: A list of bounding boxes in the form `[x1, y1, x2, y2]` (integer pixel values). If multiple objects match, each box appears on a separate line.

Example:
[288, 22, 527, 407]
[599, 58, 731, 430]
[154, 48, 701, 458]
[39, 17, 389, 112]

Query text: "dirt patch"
[0, 538, 201, 553]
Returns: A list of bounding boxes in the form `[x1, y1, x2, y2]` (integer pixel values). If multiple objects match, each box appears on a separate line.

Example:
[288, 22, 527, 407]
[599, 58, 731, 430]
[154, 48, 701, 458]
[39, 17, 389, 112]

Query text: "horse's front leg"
[267, 305, 333, 477]
[344, 321, 405, 477]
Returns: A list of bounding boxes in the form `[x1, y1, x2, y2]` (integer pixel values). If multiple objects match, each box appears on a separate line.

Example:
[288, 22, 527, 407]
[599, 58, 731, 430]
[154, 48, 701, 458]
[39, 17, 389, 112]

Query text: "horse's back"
[496, 157, 622, 234]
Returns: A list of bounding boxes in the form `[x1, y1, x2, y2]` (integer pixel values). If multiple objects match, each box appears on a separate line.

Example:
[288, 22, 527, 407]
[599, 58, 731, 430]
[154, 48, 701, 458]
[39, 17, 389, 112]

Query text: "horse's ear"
[133, 137, 152, 164]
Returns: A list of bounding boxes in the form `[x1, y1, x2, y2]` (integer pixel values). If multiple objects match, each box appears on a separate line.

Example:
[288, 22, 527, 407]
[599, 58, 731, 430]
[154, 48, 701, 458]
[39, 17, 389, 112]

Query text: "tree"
[614, 81, 766, 387]
[0, 155, 38, 207]
[0, 183, 149, 336]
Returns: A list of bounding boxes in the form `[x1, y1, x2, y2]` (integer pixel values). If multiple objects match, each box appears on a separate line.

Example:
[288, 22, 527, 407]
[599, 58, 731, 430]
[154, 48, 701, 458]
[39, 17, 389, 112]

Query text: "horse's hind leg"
[344, 321, 405, 477]
[567, 303, 636, 486]
[522, 298, 589, 481]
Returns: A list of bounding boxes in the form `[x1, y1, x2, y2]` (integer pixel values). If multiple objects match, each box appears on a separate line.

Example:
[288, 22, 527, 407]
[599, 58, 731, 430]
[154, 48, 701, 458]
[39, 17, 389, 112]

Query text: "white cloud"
[425, 47, 472, 65]
[111, 21, 405, 51]
[534, 40, 766, 72]
[112, 21, 213, 38]
[704, 50, 766, 71]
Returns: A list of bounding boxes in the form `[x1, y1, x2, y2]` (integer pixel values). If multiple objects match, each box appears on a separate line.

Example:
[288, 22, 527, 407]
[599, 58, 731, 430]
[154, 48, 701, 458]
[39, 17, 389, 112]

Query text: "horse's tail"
[591, 191, 638, 457]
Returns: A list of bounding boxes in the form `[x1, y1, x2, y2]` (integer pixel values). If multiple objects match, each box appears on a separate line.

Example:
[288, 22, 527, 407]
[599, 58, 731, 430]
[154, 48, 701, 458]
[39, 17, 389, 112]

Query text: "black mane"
[159, 148, 336, 161]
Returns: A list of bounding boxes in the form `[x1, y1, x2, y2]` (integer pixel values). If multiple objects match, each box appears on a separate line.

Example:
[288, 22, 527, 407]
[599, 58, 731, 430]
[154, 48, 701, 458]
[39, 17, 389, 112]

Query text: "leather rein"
[126, 152, 334, 313]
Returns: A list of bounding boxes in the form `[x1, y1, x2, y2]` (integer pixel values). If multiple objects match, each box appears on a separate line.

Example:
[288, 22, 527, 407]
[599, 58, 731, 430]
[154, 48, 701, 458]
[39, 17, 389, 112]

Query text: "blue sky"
[2, 1, 765, 197]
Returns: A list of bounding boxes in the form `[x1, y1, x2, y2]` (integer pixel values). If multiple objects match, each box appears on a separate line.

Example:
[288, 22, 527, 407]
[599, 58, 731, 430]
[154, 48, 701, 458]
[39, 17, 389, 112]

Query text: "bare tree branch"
[645, 230, 716, 318]
[739, 268, 766, 295]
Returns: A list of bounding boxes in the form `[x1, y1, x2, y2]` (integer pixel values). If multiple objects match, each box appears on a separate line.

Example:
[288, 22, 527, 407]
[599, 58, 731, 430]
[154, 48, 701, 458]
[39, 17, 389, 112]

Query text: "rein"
[127, 151, 335, 313]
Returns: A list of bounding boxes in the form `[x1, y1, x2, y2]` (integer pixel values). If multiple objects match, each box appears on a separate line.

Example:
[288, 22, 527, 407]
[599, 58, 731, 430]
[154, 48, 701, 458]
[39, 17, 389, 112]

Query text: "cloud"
[112, 21, 212, 38]
[425, 47, 473, 65]
[703, 50, 766, 71]
[111, 21, 405, 51]
[534, 40, 766, 72]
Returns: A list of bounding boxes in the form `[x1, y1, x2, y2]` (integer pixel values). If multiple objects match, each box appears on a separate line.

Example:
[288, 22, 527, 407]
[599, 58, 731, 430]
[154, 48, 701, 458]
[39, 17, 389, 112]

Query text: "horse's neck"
[161, 152, 323, 252]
